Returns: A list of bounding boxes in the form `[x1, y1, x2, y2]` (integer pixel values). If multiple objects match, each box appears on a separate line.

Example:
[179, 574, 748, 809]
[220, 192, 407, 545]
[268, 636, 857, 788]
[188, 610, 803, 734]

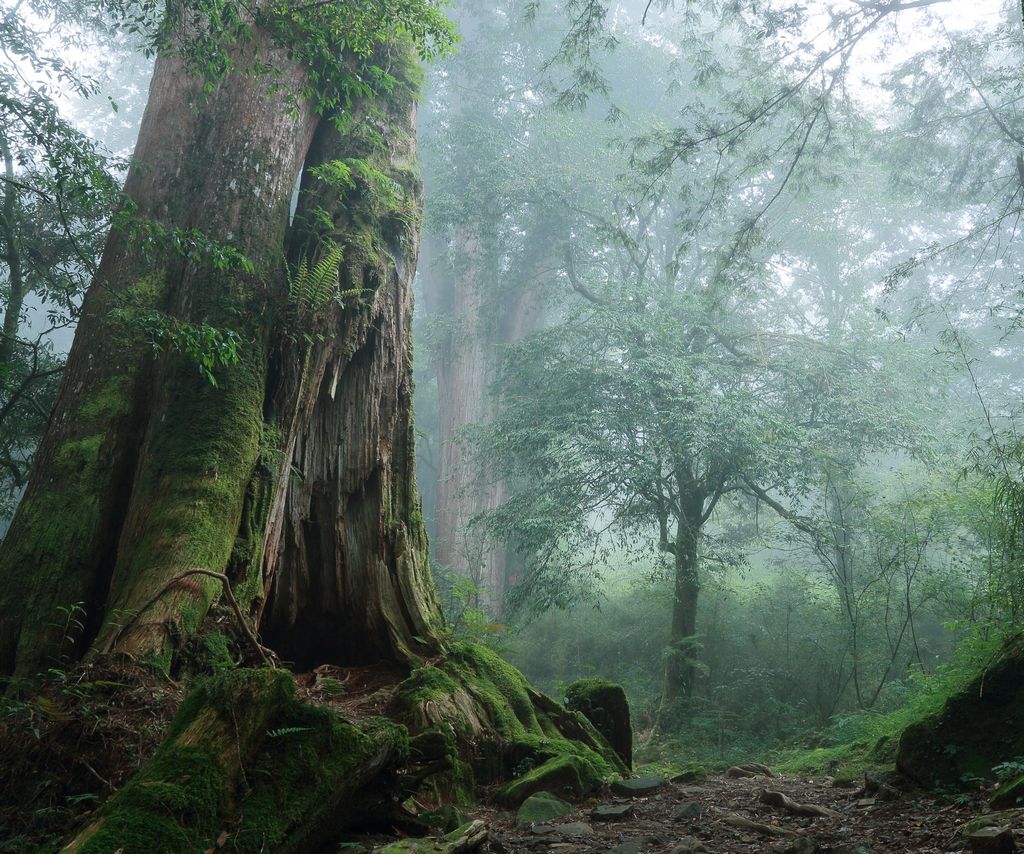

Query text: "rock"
[967, 826, 1017, 854]
[784, 839, 824, 854]
[962, 811, 1024, 837]
[610, 775, 666, 796]
[670, 764, 707, 784]
[551, 821, 594, 837]
[591, 803, 634, 821]
[608, 841, 643, 854]
[668, 838, 706, 853]
[672, 800, 703, 821]
[515, 792, 573, 826]
[564, 677, 634, 770]
[897, 639, 1024, 789]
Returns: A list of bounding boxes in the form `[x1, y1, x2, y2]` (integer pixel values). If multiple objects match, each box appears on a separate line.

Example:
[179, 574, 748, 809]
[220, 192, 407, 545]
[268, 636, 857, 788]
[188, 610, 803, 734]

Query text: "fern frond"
[288, 243, 345, 316]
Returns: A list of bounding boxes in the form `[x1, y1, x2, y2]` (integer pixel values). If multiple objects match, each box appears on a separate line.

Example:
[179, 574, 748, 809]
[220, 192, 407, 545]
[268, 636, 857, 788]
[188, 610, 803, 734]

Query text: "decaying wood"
[852, 773, 900, 802]
[760, 788, 842, 819]
[446, 820, 488, 853]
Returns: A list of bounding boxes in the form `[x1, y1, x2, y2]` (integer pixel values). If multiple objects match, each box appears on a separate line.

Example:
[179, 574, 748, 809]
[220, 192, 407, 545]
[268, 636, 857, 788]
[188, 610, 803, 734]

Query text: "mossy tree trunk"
[0, 20, 441, 677]
[662, 507, 701, 708]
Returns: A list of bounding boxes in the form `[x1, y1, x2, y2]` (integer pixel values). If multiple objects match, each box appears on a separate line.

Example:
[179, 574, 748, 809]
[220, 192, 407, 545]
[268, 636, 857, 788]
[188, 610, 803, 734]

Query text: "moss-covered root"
[62, 668, 408, 854]
[896, 639, 1024, 790]
[564, 678, 633, 771]
[394, 642, 625, 806]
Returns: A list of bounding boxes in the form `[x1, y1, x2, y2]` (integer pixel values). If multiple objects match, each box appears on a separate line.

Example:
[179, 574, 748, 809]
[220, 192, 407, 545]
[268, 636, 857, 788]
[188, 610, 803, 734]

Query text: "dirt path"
[474, 771, 1007, 853]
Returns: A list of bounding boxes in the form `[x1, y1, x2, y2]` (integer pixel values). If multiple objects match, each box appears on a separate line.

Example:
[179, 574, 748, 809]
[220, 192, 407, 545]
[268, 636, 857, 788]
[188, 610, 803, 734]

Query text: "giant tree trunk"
[0, 20, 441, 677]
[421, 220, 549, 613]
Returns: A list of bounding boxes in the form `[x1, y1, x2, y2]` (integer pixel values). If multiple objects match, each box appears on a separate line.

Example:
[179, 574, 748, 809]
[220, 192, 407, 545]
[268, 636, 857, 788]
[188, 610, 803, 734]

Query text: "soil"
[0, 661, 185, 851]
[470, 770, 1015, 853]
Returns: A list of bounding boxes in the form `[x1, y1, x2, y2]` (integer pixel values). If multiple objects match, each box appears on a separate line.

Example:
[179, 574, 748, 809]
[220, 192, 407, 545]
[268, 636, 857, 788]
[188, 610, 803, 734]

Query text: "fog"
[3, 0, 1024, 777]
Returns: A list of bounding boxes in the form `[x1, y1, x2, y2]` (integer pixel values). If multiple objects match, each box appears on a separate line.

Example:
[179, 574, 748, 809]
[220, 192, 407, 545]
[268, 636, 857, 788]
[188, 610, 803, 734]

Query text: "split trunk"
[0, 24, 440, 678]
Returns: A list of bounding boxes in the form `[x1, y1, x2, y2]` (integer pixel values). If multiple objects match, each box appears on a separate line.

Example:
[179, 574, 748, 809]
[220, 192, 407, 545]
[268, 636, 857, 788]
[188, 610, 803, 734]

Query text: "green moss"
[991, 774, 1024, 809]
[78, 375, 134, 422]
[71, 668, 411, 853]
[897, 641, 1024, 789]
[229, 710, 407, 853]
[193, 630, 236, 671]
[564, 678, 632, 770]
[76, 746, 227, 853]
[495, 753, 603, 807]
[396, 642, 622, 808]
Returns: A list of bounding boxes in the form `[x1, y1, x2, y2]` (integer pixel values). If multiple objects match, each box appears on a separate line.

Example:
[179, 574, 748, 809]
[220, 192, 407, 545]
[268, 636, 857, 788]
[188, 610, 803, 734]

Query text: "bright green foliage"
[287, 242, 346, 317]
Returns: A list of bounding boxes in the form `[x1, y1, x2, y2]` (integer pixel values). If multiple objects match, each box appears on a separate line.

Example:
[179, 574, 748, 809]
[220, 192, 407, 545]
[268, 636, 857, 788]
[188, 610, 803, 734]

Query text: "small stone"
[668, 839, 705, 854]
[515, 792, 572, 826]
[610, 775, 666, 796]
[591, 803, 634, 821]
[967, 826, 1017, 854]
[672, 800, 703, 821]
[608, 841, 642, 854]
[551, 821, 594, 838]
[785, 839, 823, 854]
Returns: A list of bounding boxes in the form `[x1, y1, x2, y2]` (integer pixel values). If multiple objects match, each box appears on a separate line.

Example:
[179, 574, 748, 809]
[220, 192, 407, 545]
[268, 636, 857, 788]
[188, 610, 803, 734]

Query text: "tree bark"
[257, 55, 443, 667]
[422, 218, 551, 613]
[0, 21, 440, 676]
[0, 136, 26, 368]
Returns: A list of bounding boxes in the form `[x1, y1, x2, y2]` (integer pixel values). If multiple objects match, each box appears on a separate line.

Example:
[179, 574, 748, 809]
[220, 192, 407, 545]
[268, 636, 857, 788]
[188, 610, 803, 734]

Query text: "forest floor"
[468, 770, 1015, 853]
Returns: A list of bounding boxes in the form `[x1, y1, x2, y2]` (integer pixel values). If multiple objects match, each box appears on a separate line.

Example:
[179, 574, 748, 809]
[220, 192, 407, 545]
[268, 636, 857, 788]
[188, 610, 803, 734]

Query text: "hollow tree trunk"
[257, 57, 442, 668]
[0, 20, 440, 677]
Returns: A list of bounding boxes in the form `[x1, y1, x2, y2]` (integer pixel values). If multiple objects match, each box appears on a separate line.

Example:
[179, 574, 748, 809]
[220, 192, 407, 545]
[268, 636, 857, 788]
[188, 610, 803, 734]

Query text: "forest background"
[3, 0, 1024, 781]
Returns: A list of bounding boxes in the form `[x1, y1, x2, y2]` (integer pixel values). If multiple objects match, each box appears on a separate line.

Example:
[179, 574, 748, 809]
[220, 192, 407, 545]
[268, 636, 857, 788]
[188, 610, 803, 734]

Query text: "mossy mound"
[515, 792, 573, 825]
[896, 640, 1024, 789]
[394, 642, 625, 803]
[64, 668, 408, 853]
[495, 753, 603, 807]
[564, 677, 632, 770]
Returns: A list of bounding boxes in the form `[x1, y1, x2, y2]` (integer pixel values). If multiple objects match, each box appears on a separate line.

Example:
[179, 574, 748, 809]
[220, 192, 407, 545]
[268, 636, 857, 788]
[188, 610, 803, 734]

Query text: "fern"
[288, 243, 345, 316]
[267, 726, 313, 738]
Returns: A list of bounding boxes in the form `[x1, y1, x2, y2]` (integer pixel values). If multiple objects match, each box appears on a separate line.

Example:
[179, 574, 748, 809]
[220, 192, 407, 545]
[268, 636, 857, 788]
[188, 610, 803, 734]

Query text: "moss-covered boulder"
[565, 678, 632, 770]
[516, 792, 573, 825]
[496, 753, 603, 807]
[897, 641, 1024, 789]
[63, 668, 408, 853]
